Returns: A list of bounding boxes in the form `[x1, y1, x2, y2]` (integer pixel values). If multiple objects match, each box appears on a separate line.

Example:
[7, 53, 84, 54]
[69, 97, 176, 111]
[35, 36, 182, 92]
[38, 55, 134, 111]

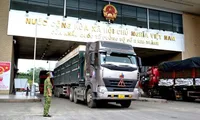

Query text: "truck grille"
[103, 78, 137, 88]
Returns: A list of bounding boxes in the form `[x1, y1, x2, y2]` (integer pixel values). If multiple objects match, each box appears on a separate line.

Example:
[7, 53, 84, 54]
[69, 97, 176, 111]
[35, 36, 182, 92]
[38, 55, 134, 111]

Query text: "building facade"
[0, 0, 200, 94]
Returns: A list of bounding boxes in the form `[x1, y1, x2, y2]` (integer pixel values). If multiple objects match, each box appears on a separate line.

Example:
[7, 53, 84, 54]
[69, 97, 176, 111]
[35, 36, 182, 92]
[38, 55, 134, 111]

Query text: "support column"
[182, 13, 200, 59]
[0, 0, 14, 94]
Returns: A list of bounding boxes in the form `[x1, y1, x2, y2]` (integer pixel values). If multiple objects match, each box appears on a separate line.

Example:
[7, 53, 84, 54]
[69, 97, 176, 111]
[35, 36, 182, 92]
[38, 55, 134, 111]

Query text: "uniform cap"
[46, 72, 51, 75]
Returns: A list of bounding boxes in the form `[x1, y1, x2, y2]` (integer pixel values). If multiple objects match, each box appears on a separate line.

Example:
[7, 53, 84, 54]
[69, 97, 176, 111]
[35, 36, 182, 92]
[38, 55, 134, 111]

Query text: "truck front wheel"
[70, 87, 74, 102]
[120, 100, 132, 108]
[73, 90, 79, 104]
[86, 89, 96, 108]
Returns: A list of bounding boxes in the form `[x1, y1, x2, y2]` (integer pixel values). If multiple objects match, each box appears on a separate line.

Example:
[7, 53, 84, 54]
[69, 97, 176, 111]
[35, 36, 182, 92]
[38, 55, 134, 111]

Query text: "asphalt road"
[0, 96, 200, 120]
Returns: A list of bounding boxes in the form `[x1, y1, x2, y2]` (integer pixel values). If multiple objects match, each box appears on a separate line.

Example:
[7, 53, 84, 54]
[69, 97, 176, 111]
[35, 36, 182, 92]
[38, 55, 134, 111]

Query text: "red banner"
[0, 62, 11, 90]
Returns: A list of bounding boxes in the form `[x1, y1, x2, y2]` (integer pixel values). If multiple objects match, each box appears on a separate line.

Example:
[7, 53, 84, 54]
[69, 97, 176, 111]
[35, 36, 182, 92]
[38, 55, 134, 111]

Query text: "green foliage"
[17, 67, 45, 84]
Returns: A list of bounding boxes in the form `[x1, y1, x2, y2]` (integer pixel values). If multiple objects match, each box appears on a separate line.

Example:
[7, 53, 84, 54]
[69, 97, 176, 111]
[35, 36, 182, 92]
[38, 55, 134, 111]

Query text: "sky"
[17, 59, 58, 73]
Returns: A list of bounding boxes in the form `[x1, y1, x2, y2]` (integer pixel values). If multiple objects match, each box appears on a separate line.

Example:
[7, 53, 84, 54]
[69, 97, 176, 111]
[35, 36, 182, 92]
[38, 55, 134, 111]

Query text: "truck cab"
[83, 41, 142, 107]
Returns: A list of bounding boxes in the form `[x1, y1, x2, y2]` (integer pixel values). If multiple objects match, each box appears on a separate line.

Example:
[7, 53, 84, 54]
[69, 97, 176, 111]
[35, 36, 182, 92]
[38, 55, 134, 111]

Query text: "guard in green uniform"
[43, 72, 53, 117]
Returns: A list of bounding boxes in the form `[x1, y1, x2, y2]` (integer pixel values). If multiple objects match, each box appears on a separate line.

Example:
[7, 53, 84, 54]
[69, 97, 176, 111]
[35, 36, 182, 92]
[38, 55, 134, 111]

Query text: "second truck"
[53, 41, 142, 108]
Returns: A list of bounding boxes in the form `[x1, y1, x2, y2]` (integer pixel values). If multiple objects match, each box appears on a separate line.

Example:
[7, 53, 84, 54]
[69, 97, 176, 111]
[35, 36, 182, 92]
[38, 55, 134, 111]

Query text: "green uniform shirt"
[44, 77, 53, 97]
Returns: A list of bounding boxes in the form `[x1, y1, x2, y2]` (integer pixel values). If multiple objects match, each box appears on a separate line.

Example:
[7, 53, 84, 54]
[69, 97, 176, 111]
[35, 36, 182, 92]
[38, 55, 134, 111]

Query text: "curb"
[0, 98, 41, 103]
[135, 97, 168, 103]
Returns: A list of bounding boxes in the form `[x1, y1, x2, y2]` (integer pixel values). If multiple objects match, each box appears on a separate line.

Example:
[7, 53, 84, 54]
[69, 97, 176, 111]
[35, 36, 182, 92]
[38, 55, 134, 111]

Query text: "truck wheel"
[57, 89, 61, 98]
[40, 91, 43, 94]
[86, 89, 96, 108]
[69, 87, 74, 102]
[54, 89, 57, 97]
[120, 100, 132, 108]
[183, 96, 196, 102]
[73, 90, 79, 104]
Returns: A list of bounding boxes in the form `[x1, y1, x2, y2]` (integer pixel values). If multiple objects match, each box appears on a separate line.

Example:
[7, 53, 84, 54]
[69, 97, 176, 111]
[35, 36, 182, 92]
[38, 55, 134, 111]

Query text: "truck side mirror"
[90, 52, 95, 66]
[136, 57, 142, 71]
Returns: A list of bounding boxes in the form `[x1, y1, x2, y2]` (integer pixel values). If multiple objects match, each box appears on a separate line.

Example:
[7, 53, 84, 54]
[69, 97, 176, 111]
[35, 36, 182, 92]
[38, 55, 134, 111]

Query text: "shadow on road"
[37, 93, 134, 110]
[76, 101, 132, 110]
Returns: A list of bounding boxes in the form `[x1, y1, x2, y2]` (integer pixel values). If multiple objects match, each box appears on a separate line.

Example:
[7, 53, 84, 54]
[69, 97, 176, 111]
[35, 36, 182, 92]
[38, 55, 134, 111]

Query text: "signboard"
[7, 10, 184, 52]
[0, 62, 11, 90]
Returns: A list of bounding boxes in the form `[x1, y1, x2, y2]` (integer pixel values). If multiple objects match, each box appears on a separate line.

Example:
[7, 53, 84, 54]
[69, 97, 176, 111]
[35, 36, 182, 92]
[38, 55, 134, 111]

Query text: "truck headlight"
[98, 86, 107, 93]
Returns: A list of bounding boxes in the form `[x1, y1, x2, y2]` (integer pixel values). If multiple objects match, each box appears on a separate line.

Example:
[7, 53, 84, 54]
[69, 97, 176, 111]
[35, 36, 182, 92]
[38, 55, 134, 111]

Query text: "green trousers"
[43, 96, 51, 116]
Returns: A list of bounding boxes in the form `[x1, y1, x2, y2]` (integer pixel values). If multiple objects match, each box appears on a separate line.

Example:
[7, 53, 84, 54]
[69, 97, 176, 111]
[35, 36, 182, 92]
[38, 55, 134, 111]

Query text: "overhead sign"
[7, 10, 185, 52]
[0, 62, 11, 90]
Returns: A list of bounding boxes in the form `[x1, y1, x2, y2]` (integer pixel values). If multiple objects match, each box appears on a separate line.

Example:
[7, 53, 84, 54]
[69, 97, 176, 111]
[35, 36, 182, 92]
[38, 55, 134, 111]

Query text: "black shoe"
[43, 114, 51, 117]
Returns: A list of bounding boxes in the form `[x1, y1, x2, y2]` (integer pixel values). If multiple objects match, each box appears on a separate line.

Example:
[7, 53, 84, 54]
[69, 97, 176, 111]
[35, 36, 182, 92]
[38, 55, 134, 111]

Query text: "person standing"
[43, 72, 53, 117]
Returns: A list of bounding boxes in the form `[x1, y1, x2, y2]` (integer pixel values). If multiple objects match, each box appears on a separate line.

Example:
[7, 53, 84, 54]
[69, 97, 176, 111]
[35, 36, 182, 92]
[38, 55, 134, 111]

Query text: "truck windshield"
[100, 52, 136, 65]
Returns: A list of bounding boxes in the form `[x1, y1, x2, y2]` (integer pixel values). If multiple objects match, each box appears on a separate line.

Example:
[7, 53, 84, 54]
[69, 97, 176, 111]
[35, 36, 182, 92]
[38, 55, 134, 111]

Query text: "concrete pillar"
[0, 0, 14, 94]
[182, 13, 200, 59]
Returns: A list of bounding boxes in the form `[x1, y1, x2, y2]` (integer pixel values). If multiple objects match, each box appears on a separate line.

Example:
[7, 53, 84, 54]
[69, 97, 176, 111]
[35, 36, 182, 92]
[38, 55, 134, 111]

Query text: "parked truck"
[39, 70, 54, 94]
[139, 66, 159, 97]
[53, 41, 142, 108]
[158, 57, 200, 101]
[140, 57, 200, 101]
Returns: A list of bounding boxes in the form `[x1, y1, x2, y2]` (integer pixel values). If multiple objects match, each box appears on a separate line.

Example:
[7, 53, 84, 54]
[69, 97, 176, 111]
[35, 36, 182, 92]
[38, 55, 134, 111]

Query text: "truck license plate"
[118, 94, 125, 99]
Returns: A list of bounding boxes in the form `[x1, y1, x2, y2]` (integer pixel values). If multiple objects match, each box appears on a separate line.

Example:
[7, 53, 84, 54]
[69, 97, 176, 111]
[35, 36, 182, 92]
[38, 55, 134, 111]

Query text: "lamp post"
[30, 17, 38, 96]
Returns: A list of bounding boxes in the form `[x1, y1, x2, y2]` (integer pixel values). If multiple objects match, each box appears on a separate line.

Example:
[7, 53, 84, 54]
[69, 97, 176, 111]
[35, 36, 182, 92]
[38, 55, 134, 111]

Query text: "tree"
[17, 67, 45, 85]
[17, 72, 32, 85]
[27, 67, 45, 84]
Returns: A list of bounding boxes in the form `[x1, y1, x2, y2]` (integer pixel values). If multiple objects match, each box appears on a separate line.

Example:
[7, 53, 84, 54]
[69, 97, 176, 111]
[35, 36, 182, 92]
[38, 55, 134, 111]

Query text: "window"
[173, 14, 183, 33]
[122, 5, 136, 17]
[173, 24, 183, 33]
[160, 21, 173, 31]
[97, 0, 107, 22]
[49, 0, 64, 15]
[100, 53, 136, 65]
[122, 16, 137, 26]
[79, 0, 97, 20]
[149, 10, 159, 30]
[10, 0, 183, 33]
[173, 14, 182, 24]
[10, 0, 29, 11]
[137, 7, 147, 28]
[149, 20, 159, 29]
[80, 0, 96, 11]
[122, 5, 136, 26]
[160, 12, 172, 22]
[29, 0, 48, 5]
[149, 9, 183, 33]
[137, 7, 147, 19]
[149, 10, 159, 21]
[137, 18, 147, 28]
[159, 11, 172, 31]
[66, 0, 78, 17]
[110, 3, 122, 24]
